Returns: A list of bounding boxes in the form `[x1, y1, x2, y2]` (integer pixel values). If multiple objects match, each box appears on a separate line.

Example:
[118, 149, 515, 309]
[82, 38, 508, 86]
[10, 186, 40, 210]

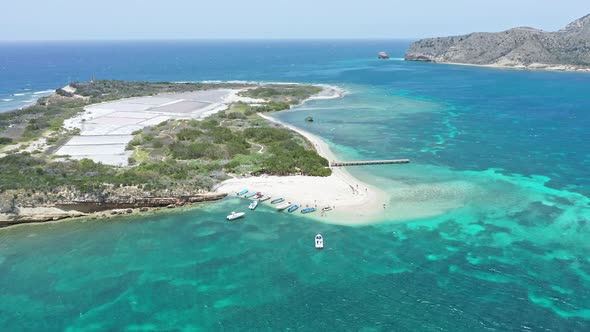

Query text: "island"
[405, 14, 590, 72]
[0, 80, 385, 227]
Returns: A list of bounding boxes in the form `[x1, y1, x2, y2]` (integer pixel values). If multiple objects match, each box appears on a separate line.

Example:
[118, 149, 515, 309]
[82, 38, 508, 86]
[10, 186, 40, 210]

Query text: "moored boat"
[301, 207, 316, 214]
[244, 192, 257, 199]
[276, 202, 291, 211]
[271, 198, 285, 204]
[227, 211, 245, 220]
[315, 234, 324, 249]
[248, 200, 258, 210]
[252, 192, 263, 200]
[287, 204, 300, 213]
[321, 206, 332, 212]
[259, 195, 271, 202]
[237, 189, 248, 196]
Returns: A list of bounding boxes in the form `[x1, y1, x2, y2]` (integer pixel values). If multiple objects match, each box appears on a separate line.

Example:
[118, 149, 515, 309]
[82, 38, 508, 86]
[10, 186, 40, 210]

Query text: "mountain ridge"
[405, 15, 590, 72]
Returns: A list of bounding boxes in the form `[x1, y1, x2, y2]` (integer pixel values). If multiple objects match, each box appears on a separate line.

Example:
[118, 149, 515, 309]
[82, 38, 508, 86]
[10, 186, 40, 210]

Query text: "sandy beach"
[215, 98, 390, 225]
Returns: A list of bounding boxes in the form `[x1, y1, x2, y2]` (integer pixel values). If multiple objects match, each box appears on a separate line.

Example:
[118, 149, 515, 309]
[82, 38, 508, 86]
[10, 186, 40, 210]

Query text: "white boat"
[226, 211, 245, 220]
[276, 202, 291, 211]
[248, 200, 258, 210]
[259, 195, 271, 202]
[315, 234, 324, 249]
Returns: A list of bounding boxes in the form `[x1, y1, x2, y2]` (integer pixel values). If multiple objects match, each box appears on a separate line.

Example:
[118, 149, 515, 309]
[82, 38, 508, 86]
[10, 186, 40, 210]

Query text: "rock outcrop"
[0, 188, 227, 227]
[405, 14, 590, 71]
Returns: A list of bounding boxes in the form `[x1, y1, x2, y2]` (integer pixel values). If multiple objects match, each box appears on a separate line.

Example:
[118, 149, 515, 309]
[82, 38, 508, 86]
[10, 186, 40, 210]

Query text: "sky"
[1, 0, 589, 41]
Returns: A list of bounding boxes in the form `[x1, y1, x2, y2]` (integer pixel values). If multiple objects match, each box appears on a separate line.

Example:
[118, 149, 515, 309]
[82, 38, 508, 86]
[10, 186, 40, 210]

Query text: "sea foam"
[34, 89, 54, 95]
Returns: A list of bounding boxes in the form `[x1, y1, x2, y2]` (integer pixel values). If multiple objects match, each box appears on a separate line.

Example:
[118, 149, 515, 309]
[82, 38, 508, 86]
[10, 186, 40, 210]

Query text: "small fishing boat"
[227, 211, 245, 220]
[301, 207, 316, 214]
[321, 206, 332, 212]
[252, 192, 263, 200]
[315, 234, 324, 249]
[237, 189, 248, 196]
[276, 202, 291, 211]
[271, 198, 285, 204]
[244, 192, 257, 199]
[248, 200, 258, 210]
[287, 204, 300, 213]
[259, 195, 271, 202]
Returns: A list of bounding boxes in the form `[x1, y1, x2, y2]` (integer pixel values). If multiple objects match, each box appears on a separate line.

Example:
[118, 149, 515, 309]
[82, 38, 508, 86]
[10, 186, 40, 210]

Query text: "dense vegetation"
[239, 85, 322, 102]
[0, 97, 86, 141]
[0, 137, 12, 145]
[128, 113, 330, 177]
[0, 153, 224, 193]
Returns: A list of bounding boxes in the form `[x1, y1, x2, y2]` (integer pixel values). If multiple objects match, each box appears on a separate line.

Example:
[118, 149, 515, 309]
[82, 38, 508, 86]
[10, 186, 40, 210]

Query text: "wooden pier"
[330, 159, 410, 167]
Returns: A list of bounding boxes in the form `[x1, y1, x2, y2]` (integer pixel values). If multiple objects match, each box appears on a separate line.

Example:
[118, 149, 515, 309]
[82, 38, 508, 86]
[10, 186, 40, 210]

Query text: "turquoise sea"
[1, 41, 590, 331]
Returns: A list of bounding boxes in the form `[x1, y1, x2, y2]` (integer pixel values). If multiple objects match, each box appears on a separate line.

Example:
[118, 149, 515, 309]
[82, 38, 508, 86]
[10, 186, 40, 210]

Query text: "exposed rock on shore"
[0, 190, 227, 227]
[405, 14, 590, 71]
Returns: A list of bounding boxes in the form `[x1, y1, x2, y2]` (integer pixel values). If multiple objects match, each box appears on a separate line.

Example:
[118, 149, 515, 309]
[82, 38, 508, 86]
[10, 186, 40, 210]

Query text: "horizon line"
[0, 37, 418, 43]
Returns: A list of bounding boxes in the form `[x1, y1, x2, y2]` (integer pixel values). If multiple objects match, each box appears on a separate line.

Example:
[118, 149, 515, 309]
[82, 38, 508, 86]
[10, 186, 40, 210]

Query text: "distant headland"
[405, 14, 590, 72]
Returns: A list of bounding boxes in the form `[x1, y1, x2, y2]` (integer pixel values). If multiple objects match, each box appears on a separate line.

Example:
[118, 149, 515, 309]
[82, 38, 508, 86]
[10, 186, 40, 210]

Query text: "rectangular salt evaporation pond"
[123, 96, 180, 105]
[167, 90, 233, 102]
[148, 101, 212, 114]
[101, 111, 158, 119]
[66, 135, 134, 145]
[67, 153, 131, 166]
[56, 144, 128, 156]
[136, 116, 172, 127]
[86, 102, 155, 113]
[89, 116, 149, 126]
[76, 123, 130, 136]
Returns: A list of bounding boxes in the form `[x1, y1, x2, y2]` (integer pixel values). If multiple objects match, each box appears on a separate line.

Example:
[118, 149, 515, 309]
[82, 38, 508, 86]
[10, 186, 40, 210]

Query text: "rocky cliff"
[0, 186, 227, 227]
[405, 14, 590, 71]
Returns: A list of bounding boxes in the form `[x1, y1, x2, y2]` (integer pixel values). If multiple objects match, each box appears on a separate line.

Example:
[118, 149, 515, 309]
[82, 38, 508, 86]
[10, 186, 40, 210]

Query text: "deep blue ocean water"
[1, 40, 590, 331]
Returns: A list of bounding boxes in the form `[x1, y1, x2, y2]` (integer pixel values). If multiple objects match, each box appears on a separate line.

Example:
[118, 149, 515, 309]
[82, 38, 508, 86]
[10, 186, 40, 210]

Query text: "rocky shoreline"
[0, 192, 227, 228]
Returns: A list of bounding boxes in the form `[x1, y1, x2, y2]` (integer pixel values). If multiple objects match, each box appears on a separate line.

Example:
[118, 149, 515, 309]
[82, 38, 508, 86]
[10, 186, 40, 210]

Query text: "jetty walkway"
[330, 159, 410, 167]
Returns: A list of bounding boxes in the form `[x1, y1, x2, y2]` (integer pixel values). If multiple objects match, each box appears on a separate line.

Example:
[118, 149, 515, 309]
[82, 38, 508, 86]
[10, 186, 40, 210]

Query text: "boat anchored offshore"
[315, 234, 324, 249]
[248, 200, 258, 210]
[237, 189, 248, 196]
[301, 207, 316, 214]
[276, 202, 291, 211]
[288, 204, 300, 213]
[227, 211, 245, 220]
[271, 198, 285, 204]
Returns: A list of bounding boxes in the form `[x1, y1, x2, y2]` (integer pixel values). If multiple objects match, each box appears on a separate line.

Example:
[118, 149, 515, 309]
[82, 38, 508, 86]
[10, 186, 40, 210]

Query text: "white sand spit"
[215, 112, 389, 225]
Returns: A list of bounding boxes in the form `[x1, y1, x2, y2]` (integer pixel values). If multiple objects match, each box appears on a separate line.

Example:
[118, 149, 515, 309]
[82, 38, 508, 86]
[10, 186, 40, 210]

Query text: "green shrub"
[176, 128, 203, 141]
[0, 137, 13, 145]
